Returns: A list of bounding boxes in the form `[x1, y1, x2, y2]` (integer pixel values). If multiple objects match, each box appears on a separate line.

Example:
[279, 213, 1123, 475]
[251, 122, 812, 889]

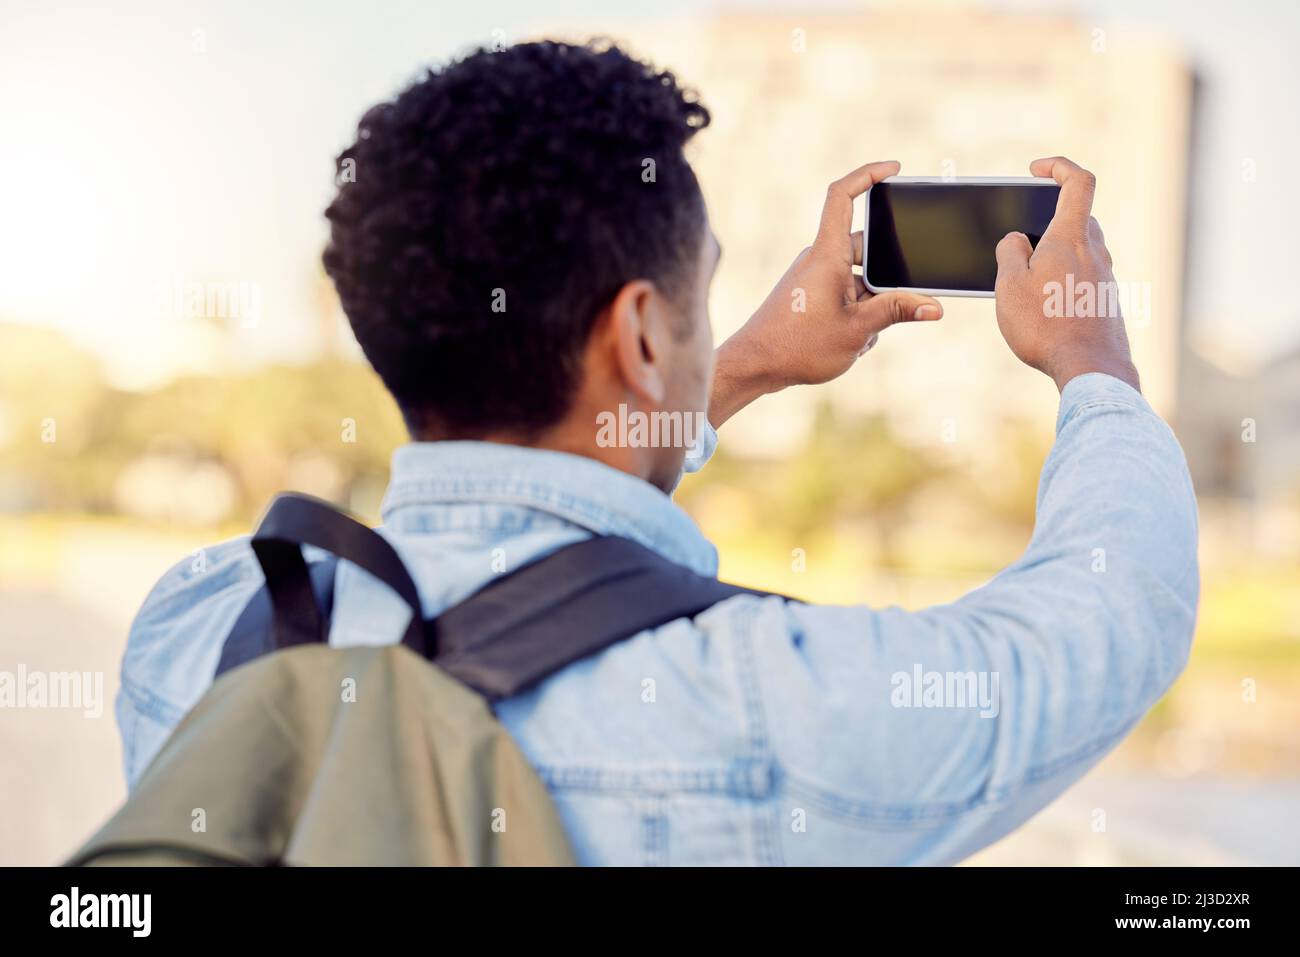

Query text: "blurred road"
[2, 591, 125, 865]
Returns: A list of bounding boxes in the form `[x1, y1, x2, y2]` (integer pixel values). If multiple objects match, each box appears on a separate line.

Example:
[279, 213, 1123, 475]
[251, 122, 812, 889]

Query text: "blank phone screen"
[865, 182, 1060, 292]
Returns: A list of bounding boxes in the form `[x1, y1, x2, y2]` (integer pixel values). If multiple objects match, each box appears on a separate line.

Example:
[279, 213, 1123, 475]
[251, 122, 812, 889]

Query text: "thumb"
[995, 231, 1033, 278]
[854, 291, 943, 333]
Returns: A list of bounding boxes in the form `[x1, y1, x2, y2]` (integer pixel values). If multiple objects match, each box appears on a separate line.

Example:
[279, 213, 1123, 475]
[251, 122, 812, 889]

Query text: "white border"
[862, 176, 1059, 298]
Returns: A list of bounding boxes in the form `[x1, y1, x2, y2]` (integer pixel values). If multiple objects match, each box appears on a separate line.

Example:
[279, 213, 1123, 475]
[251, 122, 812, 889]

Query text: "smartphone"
[863, 176, 1060, 298]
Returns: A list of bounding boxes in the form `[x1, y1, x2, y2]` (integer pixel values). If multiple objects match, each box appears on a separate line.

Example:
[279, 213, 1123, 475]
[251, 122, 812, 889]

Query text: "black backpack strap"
[216, 494, 427, 677]
[218, 556, 340, 677]
[430, 536, 777, 701]
[217, 494, 787, 699]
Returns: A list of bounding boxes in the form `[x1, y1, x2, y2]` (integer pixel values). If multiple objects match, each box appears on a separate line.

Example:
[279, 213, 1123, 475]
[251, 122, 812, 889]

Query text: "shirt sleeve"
[748, 373, 1200, 863]
[115, 536, 264, 786]
[669, 419, 719, 495]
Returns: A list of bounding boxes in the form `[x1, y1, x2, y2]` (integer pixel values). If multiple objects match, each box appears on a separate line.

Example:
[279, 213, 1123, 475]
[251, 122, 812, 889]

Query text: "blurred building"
[1180, 330, 1300, 506]
[613, 7, 1192, 463]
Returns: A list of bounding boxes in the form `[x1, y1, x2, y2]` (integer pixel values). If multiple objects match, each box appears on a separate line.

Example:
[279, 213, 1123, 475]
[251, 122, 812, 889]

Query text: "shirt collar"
[381, 441, 718, 576]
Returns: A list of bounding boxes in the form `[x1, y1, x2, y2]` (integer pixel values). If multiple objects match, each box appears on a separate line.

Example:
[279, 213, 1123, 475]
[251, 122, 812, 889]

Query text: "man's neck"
[415, 407, 657, 490]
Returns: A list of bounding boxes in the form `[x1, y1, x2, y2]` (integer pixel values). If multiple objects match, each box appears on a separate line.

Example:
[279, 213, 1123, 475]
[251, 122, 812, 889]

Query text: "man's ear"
[603, 279, 669, 405]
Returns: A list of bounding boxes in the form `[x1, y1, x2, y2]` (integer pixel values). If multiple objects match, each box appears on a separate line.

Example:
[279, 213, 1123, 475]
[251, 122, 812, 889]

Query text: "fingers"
[995, 231, 1033, 277]
[814, 160, 901, 256]
[1030, 156, 1096, 242]
[851, 230, 864, 266]
[853, 290, 943, 333]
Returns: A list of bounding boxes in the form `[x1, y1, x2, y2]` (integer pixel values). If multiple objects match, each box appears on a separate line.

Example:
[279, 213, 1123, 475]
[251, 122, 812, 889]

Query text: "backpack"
[69, 493, 779, 866]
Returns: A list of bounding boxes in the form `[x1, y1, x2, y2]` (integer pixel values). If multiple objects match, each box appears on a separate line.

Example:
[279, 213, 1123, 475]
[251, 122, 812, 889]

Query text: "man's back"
[119, 377, 1198, 865]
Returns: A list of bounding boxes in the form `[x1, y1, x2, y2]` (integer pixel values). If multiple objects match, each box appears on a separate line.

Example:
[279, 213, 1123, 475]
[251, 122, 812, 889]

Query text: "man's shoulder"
[123, 535, 264, 714]
[138, 535, 259, 608]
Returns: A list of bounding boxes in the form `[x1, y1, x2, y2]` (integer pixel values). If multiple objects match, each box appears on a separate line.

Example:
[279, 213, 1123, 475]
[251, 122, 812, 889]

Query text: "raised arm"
[731, 157, 1198, 863]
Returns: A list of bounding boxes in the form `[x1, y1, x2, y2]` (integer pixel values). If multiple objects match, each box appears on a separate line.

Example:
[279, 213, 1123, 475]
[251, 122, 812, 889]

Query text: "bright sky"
[1, 0, 1295, 387]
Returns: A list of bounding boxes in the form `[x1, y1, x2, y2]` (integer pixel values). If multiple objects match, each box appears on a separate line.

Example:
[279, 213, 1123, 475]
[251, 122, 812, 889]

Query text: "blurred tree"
[778, 402, 945, 567]
[0, 322, 109, 509]
[1, 322, 406, 523]
[973, 419, 1052, 534]
[677, 400, 947, 570]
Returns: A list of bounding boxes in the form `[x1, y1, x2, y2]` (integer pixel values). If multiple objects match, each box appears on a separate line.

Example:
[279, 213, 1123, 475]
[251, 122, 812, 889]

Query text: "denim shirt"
[117, 373, 1199, 865]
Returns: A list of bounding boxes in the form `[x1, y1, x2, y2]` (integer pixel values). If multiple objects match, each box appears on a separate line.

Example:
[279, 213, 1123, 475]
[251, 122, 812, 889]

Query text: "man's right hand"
[993, 156, 1140, 393]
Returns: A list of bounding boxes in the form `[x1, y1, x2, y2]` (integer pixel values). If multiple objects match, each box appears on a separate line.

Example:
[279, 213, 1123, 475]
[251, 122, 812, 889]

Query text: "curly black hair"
[323, 39, 711, 438]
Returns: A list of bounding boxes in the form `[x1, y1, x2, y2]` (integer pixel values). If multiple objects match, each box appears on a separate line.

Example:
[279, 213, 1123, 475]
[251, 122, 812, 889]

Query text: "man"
[118, 40, 1198, 865]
